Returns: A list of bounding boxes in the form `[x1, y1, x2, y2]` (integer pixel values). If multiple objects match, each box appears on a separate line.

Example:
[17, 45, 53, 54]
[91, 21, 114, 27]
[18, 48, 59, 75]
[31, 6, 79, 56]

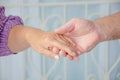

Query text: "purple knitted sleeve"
[0, 6, 23, 56]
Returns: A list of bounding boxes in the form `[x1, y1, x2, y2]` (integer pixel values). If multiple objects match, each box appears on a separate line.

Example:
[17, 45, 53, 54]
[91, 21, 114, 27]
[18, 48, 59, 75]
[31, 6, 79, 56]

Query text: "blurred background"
[0, 0, 120, 80]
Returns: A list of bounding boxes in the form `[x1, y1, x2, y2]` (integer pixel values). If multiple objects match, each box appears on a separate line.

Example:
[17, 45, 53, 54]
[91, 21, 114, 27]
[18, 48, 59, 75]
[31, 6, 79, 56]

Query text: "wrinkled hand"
[55, 19, 101, 60]
[25, 27, 78, 60]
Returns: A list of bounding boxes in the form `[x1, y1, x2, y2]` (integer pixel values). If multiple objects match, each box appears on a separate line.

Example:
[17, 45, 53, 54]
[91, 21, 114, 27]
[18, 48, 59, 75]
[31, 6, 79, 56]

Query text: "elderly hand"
[55, 19, 102, 60]
[25, 27, 78, 60]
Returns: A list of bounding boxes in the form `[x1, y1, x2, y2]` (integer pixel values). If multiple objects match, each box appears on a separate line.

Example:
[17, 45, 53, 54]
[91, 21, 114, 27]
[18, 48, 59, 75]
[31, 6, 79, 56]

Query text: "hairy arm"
[94, 12, 120, 41]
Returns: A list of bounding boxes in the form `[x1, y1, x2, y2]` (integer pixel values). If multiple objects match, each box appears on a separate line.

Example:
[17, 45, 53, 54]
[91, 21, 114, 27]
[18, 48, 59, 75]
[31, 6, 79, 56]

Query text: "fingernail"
[55, 55, 59, 60]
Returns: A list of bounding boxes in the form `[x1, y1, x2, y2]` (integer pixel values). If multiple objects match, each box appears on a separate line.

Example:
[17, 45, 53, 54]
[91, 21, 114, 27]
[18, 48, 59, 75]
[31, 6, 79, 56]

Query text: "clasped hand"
[25, 19, 102, 61]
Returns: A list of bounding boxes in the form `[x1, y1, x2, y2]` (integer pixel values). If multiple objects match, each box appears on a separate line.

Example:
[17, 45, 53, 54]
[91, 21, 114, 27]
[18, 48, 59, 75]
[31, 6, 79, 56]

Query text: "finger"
[51, 41, 77, 56]
[76, 46, 84, 55]
[77, 50, 81, 55]
[60, 35, 76, 46]
[56, 34, 76, 50]
[51, 35, 78, 56]
[40, 47, 60, 60]
[59, 50, 67, 57]
[66, 55, 73, 60]
[47, 33, 78, 56]
[55, 22, 74, 34]
[52, 47, 60, 54]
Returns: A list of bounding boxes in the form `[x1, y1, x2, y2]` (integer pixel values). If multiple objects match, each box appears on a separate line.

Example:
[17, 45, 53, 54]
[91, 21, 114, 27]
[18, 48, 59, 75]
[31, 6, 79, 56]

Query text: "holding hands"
[9, 19, 102, 61]
[55, 19, 102, 60]
[9, 12, 119, 60]
[1, 6, 119, 61]
[25, 27, 78, 60]
[8, 26, 78, 60]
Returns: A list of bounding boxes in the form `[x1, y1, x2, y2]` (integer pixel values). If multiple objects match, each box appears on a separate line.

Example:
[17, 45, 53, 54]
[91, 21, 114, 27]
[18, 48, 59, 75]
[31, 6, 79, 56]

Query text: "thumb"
[55, 22, 74, 34]
[40, 48, 60, 60]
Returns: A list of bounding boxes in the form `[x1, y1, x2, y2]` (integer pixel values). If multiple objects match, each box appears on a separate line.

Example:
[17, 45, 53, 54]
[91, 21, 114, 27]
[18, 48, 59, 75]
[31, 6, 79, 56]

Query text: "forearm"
[94, 12, 120, 41]
[8, 25, 30, 53]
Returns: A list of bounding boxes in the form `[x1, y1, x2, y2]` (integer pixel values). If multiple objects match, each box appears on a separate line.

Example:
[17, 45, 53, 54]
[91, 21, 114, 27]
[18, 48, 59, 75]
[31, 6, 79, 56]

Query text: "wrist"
[23, 27, 44, 44]
[93, 20, 107, 42]
[93, 13, 120, 41]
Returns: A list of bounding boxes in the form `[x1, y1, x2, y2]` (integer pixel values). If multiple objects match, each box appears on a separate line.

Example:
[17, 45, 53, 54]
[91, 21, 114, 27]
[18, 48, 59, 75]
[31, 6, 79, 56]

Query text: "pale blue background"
[0, 0, 120, 80]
